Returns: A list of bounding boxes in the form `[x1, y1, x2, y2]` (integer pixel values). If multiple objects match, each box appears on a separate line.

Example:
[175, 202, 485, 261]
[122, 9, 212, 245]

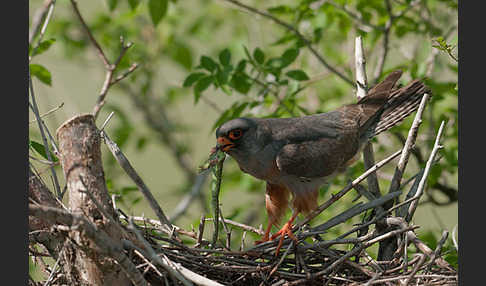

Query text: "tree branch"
[70, 0, 138, 120]
[406, 121, 445, 221]
[100, 129, 174, 236]
[220, 0, 354, 87]
[29, 72, 62, 199]
[29, 204, 149, 286]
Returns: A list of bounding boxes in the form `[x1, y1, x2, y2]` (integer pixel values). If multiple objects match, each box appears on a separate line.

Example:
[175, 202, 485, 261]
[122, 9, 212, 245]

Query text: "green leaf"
[267, 5, 292, 15]
[30, 64, 52, 86]
[183, 72, 206, 87]
[253, 47, 265, 64]
[136, 136, 148, 151]
[219, 49, 231, 66]
[216, 66, 230, 85]
[167, 40, 193, 70]
[211, 109, 232, 131]
[29, 140, 58, 162]
[236, 59, 247, 72]
[107, 0, 118, 11]
[31, 38, 56, 57]
[230, 73, 251, 94]
[148, 0, 168, 26]
[194, 75, 214, 103]
[286, 69, 309, 81]
[280, 48, 299, 68]
[128, 0, 141, 10]
[200, 56, 218, 72]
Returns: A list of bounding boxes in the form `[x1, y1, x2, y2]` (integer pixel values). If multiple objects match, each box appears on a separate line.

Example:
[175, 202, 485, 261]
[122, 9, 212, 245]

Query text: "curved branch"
[220, 0, 354, 87]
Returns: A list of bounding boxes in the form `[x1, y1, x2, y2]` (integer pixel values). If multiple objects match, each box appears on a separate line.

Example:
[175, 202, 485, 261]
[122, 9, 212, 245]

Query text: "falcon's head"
[215, 118, 266, 158]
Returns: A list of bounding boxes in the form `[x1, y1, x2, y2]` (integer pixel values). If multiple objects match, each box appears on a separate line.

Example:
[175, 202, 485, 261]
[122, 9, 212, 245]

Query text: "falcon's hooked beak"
[217, 136, 235, 152]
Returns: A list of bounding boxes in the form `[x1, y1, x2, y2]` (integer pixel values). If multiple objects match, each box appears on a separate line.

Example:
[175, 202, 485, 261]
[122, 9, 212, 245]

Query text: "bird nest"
[119, 212, 457, 286]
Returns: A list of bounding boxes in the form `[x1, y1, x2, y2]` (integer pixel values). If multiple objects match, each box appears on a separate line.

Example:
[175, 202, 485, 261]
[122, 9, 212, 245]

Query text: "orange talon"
[270, 213, 299, 256]
[255, 221, 272, 245]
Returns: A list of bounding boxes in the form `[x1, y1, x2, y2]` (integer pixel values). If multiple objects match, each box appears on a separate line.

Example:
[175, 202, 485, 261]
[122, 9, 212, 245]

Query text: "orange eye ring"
[228, 129, 243, 140]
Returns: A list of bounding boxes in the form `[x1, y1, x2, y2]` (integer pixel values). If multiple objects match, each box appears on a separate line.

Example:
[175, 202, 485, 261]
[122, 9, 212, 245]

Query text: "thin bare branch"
[355, 36, 382, 209]
[327, 0, 384, 32]
[101, 130, 174, 236]
[170, 171, 209, 222]
[29, 73, 62, 199]
[110, 63, 139, 86]
[29, 102, 64, 125]
[70, 0, 110, 67]
[220, 0, 354, 87]
[406, 120, 445, 221]
[355, 36, 368, 100]
[386, 93, 431, 209]
[128, 220, 194, 286]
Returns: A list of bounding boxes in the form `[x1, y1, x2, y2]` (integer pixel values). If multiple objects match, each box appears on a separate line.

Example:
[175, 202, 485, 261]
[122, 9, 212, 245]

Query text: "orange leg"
[255, 220, 273, 245]
[270, 211, 299, 256]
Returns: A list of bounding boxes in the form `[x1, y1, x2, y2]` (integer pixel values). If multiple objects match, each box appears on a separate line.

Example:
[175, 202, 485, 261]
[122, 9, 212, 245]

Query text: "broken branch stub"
[56, 113, 130, 285]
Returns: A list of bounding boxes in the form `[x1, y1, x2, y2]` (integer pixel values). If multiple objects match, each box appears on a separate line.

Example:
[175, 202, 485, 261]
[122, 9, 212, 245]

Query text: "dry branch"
[406, 121, 445, 221]
[29, 74, 62, 199]
[101, 129, 174, 236]
[29, 204, 148, 286]
[28, 1, 457, 284]
[355, 36, 382, 211]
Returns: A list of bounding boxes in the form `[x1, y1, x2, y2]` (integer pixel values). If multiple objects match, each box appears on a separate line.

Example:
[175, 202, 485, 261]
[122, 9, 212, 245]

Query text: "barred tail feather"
[371, 80, 429, 137]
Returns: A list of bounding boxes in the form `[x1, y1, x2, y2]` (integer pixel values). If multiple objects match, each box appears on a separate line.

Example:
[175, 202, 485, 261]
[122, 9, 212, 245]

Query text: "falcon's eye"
[228, 129, 243, 140]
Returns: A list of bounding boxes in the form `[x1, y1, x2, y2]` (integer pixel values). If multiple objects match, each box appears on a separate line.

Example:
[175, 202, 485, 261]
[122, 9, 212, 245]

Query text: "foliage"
[29, 0, 458, 281]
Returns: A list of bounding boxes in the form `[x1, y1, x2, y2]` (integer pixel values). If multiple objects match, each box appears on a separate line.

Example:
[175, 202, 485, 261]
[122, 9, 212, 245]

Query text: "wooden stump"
[56, 114, 130, 285]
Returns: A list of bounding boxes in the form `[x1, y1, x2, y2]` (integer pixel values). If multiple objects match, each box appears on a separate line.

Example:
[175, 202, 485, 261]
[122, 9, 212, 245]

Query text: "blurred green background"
[29, 0, 458, 275]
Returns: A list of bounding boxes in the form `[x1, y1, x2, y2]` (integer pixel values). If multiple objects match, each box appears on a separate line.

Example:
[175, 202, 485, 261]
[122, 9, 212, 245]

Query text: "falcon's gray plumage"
[215, 70, 430, 254]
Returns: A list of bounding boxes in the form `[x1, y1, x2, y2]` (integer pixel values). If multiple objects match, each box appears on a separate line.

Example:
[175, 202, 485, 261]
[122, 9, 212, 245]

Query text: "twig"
[92, 40, 135, 120]
[403, 254, 426, 285]
[133, 249, 164, 277]
[29, 0, 55, 45]
[372, 0, 423, 83]
[326, 0, 384, 32]
[427, 230, 448, 269]
[28, 72, 62, 199]
[70, 0, 110, 67]
[287, 227, 417, 285]
[309, 190, 402, 234]
[127, 220, 194, 286]
[170, 171, 209, 222]
[220, 0, 354, 87]
[384, 217, 452, 269]
[386, 93, 431, 210]
[372, 0, 392, 84]
[100, 130, 174, 236]
[406, 120, 445, 221]
[29, 102, 64, 124]
[267, 242, 294, 281]
[43, 245, 63, 286]
[121, 82, 198, 182]
[70, 0, 137, 120]
[196, 215, 206, 247]
[110, 62, 139, 85]
[298, 149, 402, 227]
[205, 217, 265, 235]
[29, 0, 56, 60]
[29, 204, 149, 286]
[355, 35, 382, 213]
[355, 36, 368, 100]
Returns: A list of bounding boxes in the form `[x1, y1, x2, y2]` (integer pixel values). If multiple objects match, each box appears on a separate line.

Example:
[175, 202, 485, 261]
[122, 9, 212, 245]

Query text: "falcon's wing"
[273, 110, 361, 178]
